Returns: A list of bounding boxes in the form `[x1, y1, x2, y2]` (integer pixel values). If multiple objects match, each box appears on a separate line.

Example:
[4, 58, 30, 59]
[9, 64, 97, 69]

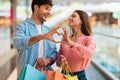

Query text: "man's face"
[34, 4, 51, 22]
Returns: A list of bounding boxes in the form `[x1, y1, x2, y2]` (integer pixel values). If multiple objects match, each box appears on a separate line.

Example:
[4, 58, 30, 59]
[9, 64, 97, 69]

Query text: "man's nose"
[47, 10, 50, 15]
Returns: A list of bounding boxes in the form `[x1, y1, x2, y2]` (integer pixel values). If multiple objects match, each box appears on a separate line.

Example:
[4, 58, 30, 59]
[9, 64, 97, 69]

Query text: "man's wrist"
[39, 34, 44, 40]
[46, 58, 53, 65]
[46, 58, 50, 65]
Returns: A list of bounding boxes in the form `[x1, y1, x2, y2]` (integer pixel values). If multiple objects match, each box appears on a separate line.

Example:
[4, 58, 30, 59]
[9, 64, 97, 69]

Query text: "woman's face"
[68, 12, 82, 28]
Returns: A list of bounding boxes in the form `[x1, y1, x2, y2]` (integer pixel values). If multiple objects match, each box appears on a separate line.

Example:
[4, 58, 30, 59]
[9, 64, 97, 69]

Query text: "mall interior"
[0, 0, 120, 80]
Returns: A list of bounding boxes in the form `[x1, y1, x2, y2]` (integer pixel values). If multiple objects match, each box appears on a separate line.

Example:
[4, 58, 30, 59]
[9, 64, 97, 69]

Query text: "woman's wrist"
[70, 41, 74, 47]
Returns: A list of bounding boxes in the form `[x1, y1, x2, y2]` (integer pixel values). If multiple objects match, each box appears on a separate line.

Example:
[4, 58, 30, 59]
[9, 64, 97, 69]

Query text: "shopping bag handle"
[61, 63, 73, 76]
[34, 60, 37, 67]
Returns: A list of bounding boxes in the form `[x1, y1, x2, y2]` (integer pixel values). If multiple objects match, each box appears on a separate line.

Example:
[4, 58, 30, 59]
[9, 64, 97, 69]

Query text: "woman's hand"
[60, 55, 68, 64]
[61, 27, 74, 46]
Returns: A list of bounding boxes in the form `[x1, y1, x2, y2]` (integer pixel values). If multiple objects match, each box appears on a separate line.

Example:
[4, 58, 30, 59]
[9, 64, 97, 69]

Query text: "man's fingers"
[49, 39, 58, 43]
[50, 39, 61, 43]
[55, 41, 61, 43]
[56, 32, 64, 36]
[56, 32, 61, 36]
[51, 24, 62, 32]
[48, 24, 62, 36]
[49, 39, 56, 43]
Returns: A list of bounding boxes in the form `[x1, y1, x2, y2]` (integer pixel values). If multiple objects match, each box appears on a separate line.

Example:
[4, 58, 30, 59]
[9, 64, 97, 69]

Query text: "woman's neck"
[72, 26, 83, 38]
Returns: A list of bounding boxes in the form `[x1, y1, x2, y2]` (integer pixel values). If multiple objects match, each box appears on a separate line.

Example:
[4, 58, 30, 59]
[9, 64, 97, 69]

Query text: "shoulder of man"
[17, 19, 26, 26]
[16, 18, 31, 28]
[42, 24, 51, 31]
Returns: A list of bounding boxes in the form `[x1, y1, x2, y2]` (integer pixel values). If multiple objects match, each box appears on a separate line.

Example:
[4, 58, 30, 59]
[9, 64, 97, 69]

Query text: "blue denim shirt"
[14, 18, 57, 78]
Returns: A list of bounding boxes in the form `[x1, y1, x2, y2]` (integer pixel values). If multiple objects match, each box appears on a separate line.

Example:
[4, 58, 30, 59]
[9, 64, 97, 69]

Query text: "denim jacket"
[14, 18, 57, 78]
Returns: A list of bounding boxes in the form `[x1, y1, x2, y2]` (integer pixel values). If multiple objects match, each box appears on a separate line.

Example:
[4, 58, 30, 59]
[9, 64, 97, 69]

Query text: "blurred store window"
[17, 0, 32, 23]
[93, 27, 120, 79]
[0, 0, 11, 57]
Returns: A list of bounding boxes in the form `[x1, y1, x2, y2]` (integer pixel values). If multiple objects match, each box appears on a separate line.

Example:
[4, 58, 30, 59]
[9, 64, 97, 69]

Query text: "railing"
[92, 27, 120, 80]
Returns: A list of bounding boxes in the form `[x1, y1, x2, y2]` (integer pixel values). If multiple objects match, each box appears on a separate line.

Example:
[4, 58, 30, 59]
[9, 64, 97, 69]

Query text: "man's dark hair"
[31, 0, 53, 12]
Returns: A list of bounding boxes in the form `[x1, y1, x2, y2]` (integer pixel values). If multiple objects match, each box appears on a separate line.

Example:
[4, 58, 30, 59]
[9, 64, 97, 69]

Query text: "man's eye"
[45, 7, 48, 9]
[46, 7, 51, 11]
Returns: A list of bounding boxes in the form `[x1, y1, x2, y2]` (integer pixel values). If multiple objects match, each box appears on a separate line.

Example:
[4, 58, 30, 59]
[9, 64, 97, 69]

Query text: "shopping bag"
[65, 74, 78, 80]
[46, 70, 66, 80]
[62, 63, 79, 80]
[20, 64, 46, 80]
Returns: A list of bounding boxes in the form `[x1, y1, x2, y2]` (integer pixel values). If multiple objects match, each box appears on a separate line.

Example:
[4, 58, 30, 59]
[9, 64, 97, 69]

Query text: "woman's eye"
[72, 15, 75, 17]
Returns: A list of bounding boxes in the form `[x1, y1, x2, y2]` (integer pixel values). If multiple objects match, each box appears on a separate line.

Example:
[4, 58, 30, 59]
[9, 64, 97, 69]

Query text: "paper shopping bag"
[65, 74, 78, 80]
[62, 63, 79, 80]
[46, 70, 66, 80]
[20, 64, 46, 80]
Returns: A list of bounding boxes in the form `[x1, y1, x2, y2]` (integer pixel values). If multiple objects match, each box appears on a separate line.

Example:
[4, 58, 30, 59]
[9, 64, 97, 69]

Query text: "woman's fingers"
[62, 27, 68, 37]
[60, 55, 65, 58]
[62, 27, 66, 34]
[48, 38, 61, 43]
[60, 55, 68, 64]
[54, 40, 61, 43]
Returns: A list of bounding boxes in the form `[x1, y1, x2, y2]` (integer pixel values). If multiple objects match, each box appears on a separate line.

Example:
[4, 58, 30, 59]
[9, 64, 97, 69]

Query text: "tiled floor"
[0, 49, 17, 80]
[7, 68, 17, 80]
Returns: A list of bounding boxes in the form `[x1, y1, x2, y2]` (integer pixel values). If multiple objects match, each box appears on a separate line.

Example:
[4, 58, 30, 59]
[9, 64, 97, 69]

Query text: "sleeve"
[70, 36, 95, 59]
[56, 44, 63, 67]
[13, 23, 30, 49]
[49, 43, 57, 61]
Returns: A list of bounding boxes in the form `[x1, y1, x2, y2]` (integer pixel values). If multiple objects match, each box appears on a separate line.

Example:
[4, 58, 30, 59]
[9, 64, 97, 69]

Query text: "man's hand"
[37, 57, 54, 67]
[28, 24, 61, 46]
[37, 58, 48, 67]
[43, 24, 61, 43]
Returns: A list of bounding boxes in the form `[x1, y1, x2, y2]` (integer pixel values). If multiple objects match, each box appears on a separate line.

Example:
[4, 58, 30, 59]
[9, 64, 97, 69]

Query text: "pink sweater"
[56, 35, 95, 72]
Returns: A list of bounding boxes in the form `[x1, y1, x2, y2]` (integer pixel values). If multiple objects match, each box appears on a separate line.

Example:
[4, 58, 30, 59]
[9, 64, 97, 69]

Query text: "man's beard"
[39, 17, 45, 23]
[38, 14, 46, 23]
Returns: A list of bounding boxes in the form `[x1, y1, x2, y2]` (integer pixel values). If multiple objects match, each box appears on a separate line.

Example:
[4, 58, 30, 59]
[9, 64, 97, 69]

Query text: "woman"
[56, 10, 96, 80]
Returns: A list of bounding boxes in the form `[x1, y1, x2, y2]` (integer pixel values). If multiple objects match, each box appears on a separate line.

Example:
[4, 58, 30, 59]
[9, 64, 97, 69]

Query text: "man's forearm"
[28, 34, 44, 47]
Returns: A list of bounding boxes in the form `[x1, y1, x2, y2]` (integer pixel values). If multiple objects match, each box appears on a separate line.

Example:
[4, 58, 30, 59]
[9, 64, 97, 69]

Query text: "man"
[14, 0, 60, 79]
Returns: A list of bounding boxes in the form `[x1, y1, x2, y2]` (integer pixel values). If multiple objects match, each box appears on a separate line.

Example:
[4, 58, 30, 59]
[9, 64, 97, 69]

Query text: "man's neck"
[31, 14, 42, 25]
